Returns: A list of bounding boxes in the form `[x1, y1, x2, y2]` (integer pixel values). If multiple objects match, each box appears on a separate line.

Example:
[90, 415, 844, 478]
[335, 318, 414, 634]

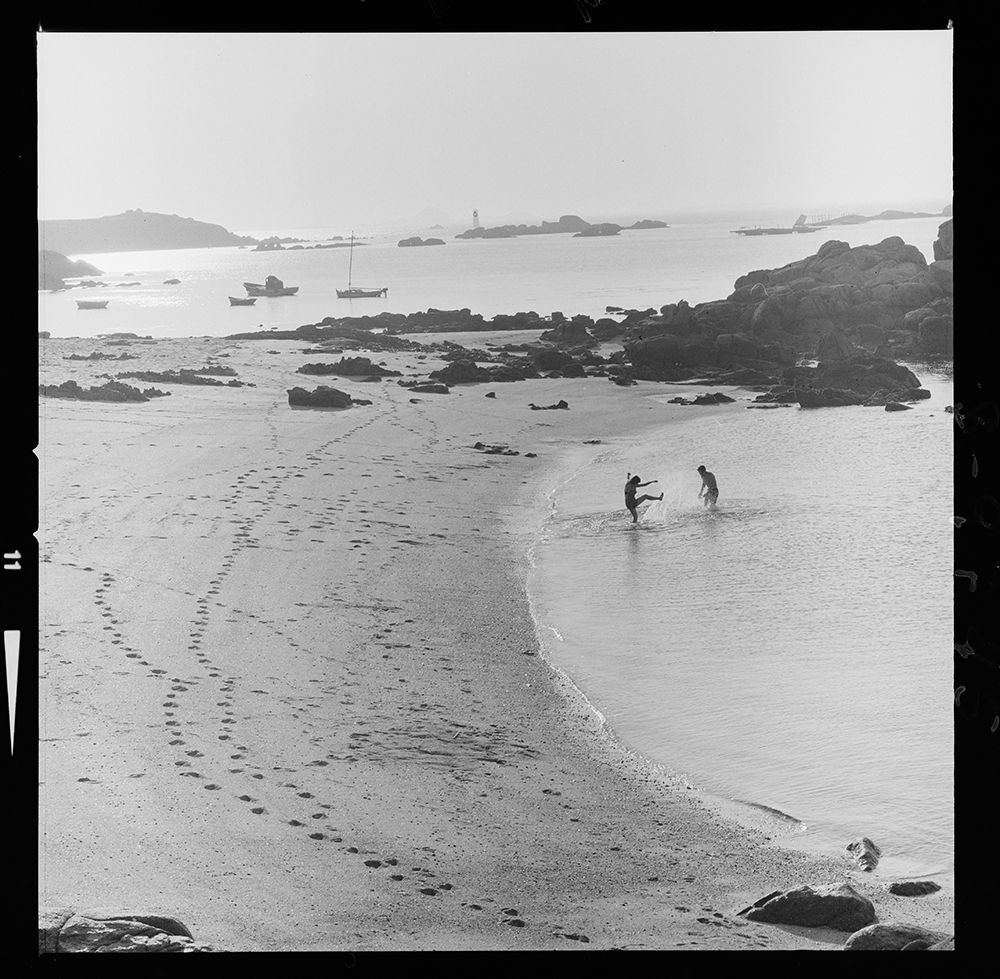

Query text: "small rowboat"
[229, 296, 258, 306]
[76, 300, 109, 309]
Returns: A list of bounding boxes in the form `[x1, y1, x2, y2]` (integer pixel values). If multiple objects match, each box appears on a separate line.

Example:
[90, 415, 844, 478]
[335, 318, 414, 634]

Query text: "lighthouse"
[472, 209, 480, 229]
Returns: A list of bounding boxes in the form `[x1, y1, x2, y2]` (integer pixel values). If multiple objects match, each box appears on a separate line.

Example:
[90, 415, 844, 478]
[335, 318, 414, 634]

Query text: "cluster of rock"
[39, 380, 170, 403]
[737, 882, 952, 950]
[667, 392, 736, 406]
[529, 399, 569, 410]
[297, 356, 401, 378]
[115, 369, 253, 388]
[472, 441, 536, 458]
[39, 907, 215, 953]
[63, 351, 139, 361]
[287, 385, 364, 409]
[398, 236, 446, 247]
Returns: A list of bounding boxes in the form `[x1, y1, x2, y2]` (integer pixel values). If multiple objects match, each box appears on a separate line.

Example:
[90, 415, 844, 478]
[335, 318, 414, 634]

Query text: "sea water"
[38, 214, 946, 339]
[525, 369, 954, 880]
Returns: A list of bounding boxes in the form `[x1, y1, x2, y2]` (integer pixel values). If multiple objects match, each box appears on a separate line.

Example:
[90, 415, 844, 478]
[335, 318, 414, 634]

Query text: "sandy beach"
[38, 333, 955, 951]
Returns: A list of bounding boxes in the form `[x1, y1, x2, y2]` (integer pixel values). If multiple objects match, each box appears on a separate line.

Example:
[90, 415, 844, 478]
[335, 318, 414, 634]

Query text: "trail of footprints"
[83, 398, 594, 943]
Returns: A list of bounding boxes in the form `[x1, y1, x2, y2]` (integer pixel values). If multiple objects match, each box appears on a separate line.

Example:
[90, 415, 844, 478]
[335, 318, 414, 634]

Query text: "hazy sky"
[37, 31, 953, 231]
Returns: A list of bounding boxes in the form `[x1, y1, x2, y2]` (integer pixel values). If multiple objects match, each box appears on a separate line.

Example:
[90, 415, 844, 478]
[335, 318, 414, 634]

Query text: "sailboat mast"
[348, 232, 354, 289]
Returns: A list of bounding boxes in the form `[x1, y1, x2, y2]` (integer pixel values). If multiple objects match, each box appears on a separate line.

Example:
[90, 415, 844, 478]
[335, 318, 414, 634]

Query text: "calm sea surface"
[40, 215, 945, 339]
[524, 370, 953, 880]
[40, 213, 953, 878]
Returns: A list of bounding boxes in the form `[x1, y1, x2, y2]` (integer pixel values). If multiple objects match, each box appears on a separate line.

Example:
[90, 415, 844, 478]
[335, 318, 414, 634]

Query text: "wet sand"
[38, 334, 954, 950]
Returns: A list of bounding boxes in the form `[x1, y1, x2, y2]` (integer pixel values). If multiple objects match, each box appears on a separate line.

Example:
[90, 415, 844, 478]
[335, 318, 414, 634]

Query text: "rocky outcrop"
[297, 356, 402, 378]
[63, 352, 138, 361]
[843, 922, 951, 951]
[409, 383, 450, 394]
[456, 214, 590, 239]
[629, 219, 669, 229]
[398, 236, 446, 247]
[846, 837, 882, 871]
[738, 883, 876, 932]
[932, 219, 953, 261]
[667, 392, 736, 406]
[429, 359, 491, 384]
[39, 906, 215, 953]
[529, 399, 569, 410]
[538, 316, 598, 347]
[38, 250, 104, 290]
[116, 370, 253, 387]
[783, 356, 927, 408]
[39, 380, 170, 402]
[287, 386, 354, 409]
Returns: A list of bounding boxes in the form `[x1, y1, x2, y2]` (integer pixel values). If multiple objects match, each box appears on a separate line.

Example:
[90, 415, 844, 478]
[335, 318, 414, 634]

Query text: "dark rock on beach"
[529, 399, 569, 410]
[889, 880, 942, 897]
[297, 356, 402, 378]
[287, 386, 354, 409]
[843, 922, 951, 951]
[116, 369, 254, 387]
[846, 837, 882, 871]
[409, 383, 450, 394]
[39, 380, 170, 403]
[738, 882, 876, 932]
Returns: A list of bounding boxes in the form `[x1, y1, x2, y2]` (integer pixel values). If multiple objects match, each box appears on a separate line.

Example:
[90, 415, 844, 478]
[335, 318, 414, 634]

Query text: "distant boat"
[76, 299, 109, 309]
[337, 232, 387, 299]
[244, 275, 299, 297]
[732, 214, 817, 236]
[229, 296, 258, 306]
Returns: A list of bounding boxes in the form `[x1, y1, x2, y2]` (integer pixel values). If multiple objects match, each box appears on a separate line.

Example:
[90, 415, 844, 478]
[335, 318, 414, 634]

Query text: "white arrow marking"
[4, 630, 18, 756]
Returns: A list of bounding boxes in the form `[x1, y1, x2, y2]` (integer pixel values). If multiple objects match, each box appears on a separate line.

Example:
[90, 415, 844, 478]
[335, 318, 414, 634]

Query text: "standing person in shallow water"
[625, 473, 663, 522]
[697, 465, 719, 508]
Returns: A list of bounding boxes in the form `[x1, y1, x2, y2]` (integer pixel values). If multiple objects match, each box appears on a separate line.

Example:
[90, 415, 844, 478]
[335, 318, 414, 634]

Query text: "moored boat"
[337, 232, 386, 298]
[229, 296, 258, 306]
[76, 299, 109, 309]
[244, 275, 299, 297]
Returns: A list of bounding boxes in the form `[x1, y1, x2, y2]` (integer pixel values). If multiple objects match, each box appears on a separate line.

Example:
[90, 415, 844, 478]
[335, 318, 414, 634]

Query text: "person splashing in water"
[697, 465, 719, 508]
[625, 473, 663, 522]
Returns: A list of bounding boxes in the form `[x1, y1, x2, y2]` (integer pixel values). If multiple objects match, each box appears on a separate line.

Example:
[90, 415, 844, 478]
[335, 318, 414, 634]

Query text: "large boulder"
[843, 923, 951, 951]
[846, 837, 882, 870]
[43, 907, 214, 953]
[287, 386, 353, 408]
[739, 882, 876, 932]
[888, 880, 941, 897]
[538, 318, 597, 347]
[915, 315, 953, 357]
[429, 359, 491, 383]
[297, 356, 401, 377]
[816, 331, 861, 362]
[933, 219, 953, 261]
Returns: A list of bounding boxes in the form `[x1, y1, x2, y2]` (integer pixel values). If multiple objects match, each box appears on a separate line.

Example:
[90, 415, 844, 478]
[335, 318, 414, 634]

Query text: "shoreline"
[38, 334, 953, 950]
[513, 395, 953, 887]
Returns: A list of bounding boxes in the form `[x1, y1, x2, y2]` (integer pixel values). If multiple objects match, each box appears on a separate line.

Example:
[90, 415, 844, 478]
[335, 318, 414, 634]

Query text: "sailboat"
[336, 232, 387, 298]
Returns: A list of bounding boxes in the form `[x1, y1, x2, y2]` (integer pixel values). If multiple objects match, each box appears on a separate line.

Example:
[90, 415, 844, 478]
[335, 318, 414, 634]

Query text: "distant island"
[456, 213, 669, 240]
[39, 208, 258, 255]
[398, 237, 446, 247]
[38, 250, 104, 290]
[808, 206, 952, 227]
